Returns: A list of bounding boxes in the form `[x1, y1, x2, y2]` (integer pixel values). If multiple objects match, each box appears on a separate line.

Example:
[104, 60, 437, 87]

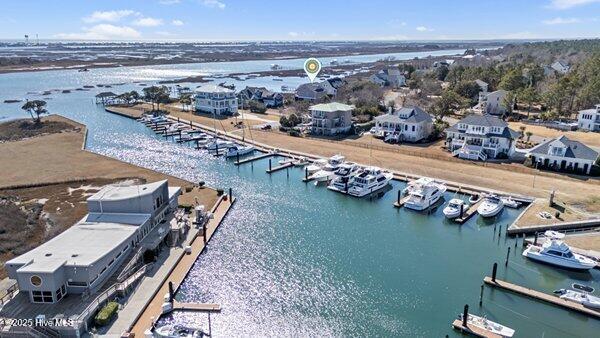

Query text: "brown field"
[509, 121, 600, 147]
[0, 115, 218, 278]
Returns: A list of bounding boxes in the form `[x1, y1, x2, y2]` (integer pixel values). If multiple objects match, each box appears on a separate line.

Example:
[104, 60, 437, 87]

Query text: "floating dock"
[393, 196, 410, 208]
[451, 319, 502, 338]
[266, 161, 294, 174]
[172, 302, 221, 313]
[234, 152, 274, 165]
[455, 200, 483, 224]
[483, 276, 600, 319]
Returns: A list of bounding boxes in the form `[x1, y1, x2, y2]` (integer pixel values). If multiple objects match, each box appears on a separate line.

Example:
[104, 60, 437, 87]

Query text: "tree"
[21, 100, 48, 123]
[430, 90, 469, 121]
[499, 68, 525, 92]
[143, 86, 170, 111]
[248, 100, 267, 113]
[453, 80, 481, 104]
[435, 65, 450, 81]
[518, 125, 526, 139]
[180, 93, 193, 112]
[518, 86, 538, 119]
[525, 131, 533, 142]
[501, 91, 516, 116]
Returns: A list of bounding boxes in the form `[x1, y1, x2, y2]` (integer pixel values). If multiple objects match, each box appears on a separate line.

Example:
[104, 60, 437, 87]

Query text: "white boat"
[458, 313, 515, 338]
[477, 195, 504, 218]
[305, 158, 328, 175]
[468, 193, 481, 204]
[143, 115, 168, 124]
[205, 139, 235, 151]
[224, 144, 255, 158]
[523, 231, 596, 270]
[443, 198, 470, 219]
[327, 163, 361, 192]
[404, 179, 447, 211]
[500, 196, 521, 208]
[554, 289, 600, 309]
[308, 155, 346, 182]
[293, 157, 309, 166]
[347, 166, 393, 197]
[153, 324, 206, 338]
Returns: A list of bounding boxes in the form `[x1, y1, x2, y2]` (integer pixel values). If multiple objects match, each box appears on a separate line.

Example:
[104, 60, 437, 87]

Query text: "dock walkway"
[483, 277, 600, 319]
[455, 200, 483, 224]
[235, 152, 273, 165]
[266, 162, 293, 174]
[451, 319, 502, 338]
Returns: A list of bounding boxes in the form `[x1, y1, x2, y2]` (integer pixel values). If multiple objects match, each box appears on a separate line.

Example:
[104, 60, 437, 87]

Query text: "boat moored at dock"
[443, 198, 470, 219]
[523, 231, 596, 270]
[152, 324, 207, 338]
[224, 144, 255, 158]
[456, 313, 515, 338]
[477, 195, 504, 218]
[554, 288, 600, 310]
[403, 178, 447, 211]
[327, 163, 361, 193]
[347, 167, 393, 197]
[308, 155, 346, 182]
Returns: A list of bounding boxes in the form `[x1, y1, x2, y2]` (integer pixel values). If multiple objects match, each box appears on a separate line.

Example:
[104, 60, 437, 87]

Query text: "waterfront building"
[295, 83, 329, 101]
[577, 104, 600, 132]
[237, 86, 283, 108]
[370, 68, 406, 88]
[445, 114, 519, 161]
[526, 136, 599, 175]
[4, 180, 181, 304]
[309, 102, 354, 135]
[477, 89, 509, 116]
[373, 106, 433, 142]
[194, 84, 238, 116]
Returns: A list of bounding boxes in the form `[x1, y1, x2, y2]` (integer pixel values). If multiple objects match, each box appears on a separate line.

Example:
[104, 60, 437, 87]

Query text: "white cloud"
[133, 17, 164, 27]
[202, 0, 226, 9]
[288, 32, 299, 37]
[83, 10, 138, 23]
[55, 24, 141, 40]
[547, 0, 600, 9]
[172, 19, 185, 26]
[542, 17, 581, 24]
[416, 26, 434, 32]
[159, 0, 181, 4]
[155, 31, 175, 37]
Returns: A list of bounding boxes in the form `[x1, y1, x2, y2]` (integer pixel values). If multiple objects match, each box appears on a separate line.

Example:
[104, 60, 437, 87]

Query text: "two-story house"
[577, 104, 600, 132]
[370, 68, 406, 88]
[526, 136, 598, 175]
[445, 114, 519, 161]
[478, 90, 509, 116]
[194, 84, 238, 116]
[309, 102, 354, 135]
[373, 106, 433, 142]
[237, 86, 283, 109]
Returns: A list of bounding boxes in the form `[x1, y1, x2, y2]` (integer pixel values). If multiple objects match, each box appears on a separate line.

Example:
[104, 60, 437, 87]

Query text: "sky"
[0, 0, 599, 41]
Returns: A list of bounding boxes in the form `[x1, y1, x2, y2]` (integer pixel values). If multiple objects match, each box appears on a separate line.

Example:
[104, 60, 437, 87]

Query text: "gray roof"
[445, 114, 518, 139]
[398, 107, 432, 123]
[196, 84, 235, 94]
[310, 102, 355, 112]
[528, 135, 599, 161]
[88, 180, 167, 202]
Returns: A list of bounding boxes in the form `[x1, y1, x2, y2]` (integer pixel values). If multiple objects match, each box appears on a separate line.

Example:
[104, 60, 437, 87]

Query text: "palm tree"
[519, 126, 526, 139]
[526, 131, 533, 143]
[180, 94, 192, 112]
[21, 100, 48, 123]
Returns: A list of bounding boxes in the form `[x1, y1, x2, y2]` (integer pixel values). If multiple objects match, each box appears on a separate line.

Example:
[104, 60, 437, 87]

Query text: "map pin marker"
[304, 58, 321, 83]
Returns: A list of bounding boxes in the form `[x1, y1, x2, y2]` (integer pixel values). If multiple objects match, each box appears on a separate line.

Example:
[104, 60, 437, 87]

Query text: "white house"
[4, 180, 181, 304]
[478, 89, 509, 116]
[194, 84, 238, 116]
[309, 102, 354, 135]
[526, 136, 598, 175]
[577, 104, 600, 132]
[551, 61, 570, 74]
[445, 114, 519, 161]
[373, 106, 433, 142]
[370, 68, 406, 88]
[475, 79, 489, 93]
[295, 82, 329, 101]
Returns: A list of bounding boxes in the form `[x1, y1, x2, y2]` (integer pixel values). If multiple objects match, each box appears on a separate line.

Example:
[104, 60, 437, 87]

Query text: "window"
[32, 290, 53, 303]
[30, 275, 42, 287]
[67, 281, 88, 287]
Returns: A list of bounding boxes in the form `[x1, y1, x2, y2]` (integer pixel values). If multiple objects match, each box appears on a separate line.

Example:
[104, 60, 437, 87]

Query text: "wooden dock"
[393, 196, 410, 208]
[455, 200, 482, 224]
[172, 301, 221, 313]
[234, 152, 273, 165]
[483, 276, 600, 319]
[266, 162, 293, 174]
[451, 319, 502, 338]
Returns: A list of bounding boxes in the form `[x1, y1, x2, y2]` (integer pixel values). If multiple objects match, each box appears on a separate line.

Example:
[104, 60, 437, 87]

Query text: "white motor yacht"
[443, 198, 470, 219]
[523, 231, 596, 270]
[404, 179, 447, 211]
[327, 163, 361, 193]
[477, 195, 504, 218]
[153, 324, 206, 338]
[347, 167, 393, 197]
[554, 289, 600, 309]
[205, 139, 235, 151]
[293, 157, 309, 166]
[500, 196, 521, 208]
[308, 155, 346, 182]
[224, 144, 255, 158]
[457, 313, 515, 338]
[305, 158, 328, 175]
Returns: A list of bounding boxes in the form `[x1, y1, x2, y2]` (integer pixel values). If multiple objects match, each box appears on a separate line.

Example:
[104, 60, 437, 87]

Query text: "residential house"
[551, 61, 570, 74]
[373, 106, 433, 142]
[295, 82, 329, 101]
[445, 114, 519, 161]
[474, 79, 489, 93]
[237, 86, 284, 108]
[577, 104, 600, 132]
[478, 89, 509, 116]
[194, 84, 238, 116]
[310, 102, 354, 135]
[370, 68, 406, 88]
[526, 136, 598, 175]
[4, 180, 181, 304]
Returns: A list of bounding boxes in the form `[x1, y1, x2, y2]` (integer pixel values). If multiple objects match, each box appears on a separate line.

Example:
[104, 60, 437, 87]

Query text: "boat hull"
[523, 248, 596, 270]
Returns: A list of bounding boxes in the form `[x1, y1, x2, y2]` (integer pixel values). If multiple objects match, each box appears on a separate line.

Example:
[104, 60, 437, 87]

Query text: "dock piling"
[505, 247, 511, 266]
[498, 225, 502, 239]
[460, 203, 464, 218]
[397, 190, 401, 205]
[269, 159, 272, 172]
[462, 304, 469, 327]
[168, 281, 174, 302]
[203, 222, 207, 244]
[479, 284, 484, 306]
[534, 232, 538, 245]
[228, 188, 232, 201]
[492, 262, 498, 282]
[305, 167, 308, 181]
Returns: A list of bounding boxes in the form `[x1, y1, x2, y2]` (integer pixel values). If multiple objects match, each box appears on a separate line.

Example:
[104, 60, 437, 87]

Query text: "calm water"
[0, 51, 598, 337]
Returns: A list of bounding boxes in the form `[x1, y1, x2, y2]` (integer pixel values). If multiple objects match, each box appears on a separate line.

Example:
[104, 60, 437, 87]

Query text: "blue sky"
[0, 0, 599, 41]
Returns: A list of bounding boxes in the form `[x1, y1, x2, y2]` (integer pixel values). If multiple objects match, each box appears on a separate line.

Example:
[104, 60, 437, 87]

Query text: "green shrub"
[95, 301, 119, 326]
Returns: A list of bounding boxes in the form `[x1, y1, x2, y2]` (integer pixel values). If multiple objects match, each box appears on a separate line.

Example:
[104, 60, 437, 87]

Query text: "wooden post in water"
[505, 247, 511, 266]
[305, 167, 308, 181]
[479, 284, 484, 306]
[286, 167, 289, 178]
[498, 225, 502, 239]
[269, 159, 272, 172]
[492, 263, 498, 282]
[203, 222, 207, 244]
[236, 152, 240, 164]
[460, 203, 464, 218]
[397, 190, 401, 205]
[168, 281, 174, 302]
[534, 232, 538, 245]
[462, 304, 469, 327]
[228, 187, 232, 201]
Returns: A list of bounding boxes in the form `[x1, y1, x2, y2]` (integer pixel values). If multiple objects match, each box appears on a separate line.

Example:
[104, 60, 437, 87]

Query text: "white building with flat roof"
[309, 102, 354, 135]
[577, 104, 600, 132]
[194, 84, 238, 116]
[5, 180, 180, 304]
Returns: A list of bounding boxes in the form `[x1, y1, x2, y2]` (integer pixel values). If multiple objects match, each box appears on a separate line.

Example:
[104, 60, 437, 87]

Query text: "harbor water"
[0, 50, 598, 337]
